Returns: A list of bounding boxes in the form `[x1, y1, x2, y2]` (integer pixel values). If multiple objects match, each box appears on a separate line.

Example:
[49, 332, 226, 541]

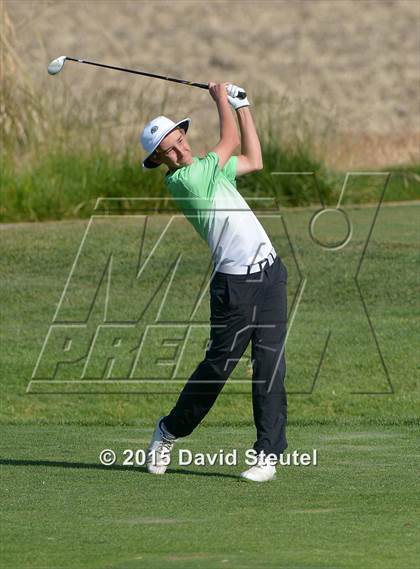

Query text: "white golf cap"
[140, 115, 191, 169]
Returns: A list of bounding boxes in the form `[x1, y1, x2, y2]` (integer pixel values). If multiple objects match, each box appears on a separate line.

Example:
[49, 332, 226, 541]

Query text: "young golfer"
[140, 83, 288, 482]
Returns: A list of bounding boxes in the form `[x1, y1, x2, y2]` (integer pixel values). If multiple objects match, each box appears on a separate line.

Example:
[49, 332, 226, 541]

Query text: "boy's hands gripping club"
[226, 83, 250, 110]
[208, 82, 250, 110]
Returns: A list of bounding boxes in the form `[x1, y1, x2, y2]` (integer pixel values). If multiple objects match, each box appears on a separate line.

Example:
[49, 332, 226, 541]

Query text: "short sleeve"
[221, 155, 238, 185]
[177, 151, 220, 200]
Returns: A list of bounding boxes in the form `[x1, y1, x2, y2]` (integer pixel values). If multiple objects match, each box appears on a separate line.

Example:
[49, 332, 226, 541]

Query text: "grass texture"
[1, 424, 419, 569]
[1, 139, 419, 222]
[1, 204, 418, 426]
[1, 5, 419, 222]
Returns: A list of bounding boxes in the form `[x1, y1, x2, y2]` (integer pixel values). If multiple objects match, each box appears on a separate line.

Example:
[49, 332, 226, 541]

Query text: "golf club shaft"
[65, 57, 247, 98]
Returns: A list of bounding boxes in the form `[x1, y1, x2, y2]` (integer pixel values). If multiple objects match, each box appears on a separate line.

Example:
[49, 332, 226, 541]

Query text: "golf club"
[47, 56, 247, 99]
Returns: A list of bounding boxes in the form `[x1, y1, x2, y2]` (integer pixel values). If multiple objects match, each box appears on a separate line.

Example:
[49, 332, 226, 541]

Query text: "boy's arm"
[226, 84, 263, 176]
[235, 106, 263, 176]
[209, 82, 240, 169]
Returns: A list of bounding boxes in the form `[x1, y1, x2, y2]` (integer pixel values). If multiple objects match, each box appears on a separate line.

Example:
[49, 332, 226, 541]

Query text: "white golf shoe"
[240, 452, 277, 482]
[146, 417, 177, 475]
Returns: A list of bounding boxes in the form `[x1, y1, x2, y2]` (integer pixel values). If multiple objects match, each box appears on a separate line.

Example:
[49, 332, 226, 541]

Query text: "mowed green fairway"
[1, 203, 419, 568]
[0, 202, 418, 423]
[1, 424, 419, 569]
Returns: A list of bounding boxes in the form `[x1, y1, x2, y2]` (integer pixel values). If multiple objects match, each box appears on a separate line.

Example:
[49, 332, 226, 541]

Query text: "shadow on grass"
[0, 458, 240, 479]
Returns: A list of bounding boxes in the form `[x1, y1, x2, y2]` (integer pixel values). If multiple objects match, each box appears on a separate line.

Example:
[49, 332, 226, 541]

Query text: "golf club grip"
[194, 82, 247, 99]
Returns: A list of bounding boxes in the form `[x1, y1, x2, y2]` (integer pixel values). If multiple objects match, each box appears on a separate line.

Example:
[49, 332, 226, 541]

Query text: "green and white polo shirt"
[165, 151, 274, 274]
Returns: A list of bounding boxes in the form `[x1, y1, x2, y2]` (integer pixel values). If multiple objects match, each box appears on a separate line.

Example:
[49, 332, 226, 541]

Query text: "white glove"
[226, 84, 250, 110]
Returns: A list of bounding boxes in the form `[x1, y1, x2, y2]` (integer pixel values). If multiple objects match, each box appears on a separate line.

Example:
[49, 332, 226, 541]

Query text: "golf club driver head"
[48, 56, 67, 75]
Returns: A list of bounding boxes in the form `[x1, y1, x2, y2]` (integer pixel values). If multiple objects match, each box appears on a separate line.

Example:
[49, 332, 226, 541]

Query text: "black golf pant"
[163, 256, 288, 458]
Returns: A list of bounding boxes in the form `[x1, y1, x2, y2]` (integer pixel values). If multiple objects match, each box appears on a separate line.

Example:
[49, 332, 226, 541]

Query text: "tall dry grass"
[1, 3, 418, 222]
[1, 3, 43, 158]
